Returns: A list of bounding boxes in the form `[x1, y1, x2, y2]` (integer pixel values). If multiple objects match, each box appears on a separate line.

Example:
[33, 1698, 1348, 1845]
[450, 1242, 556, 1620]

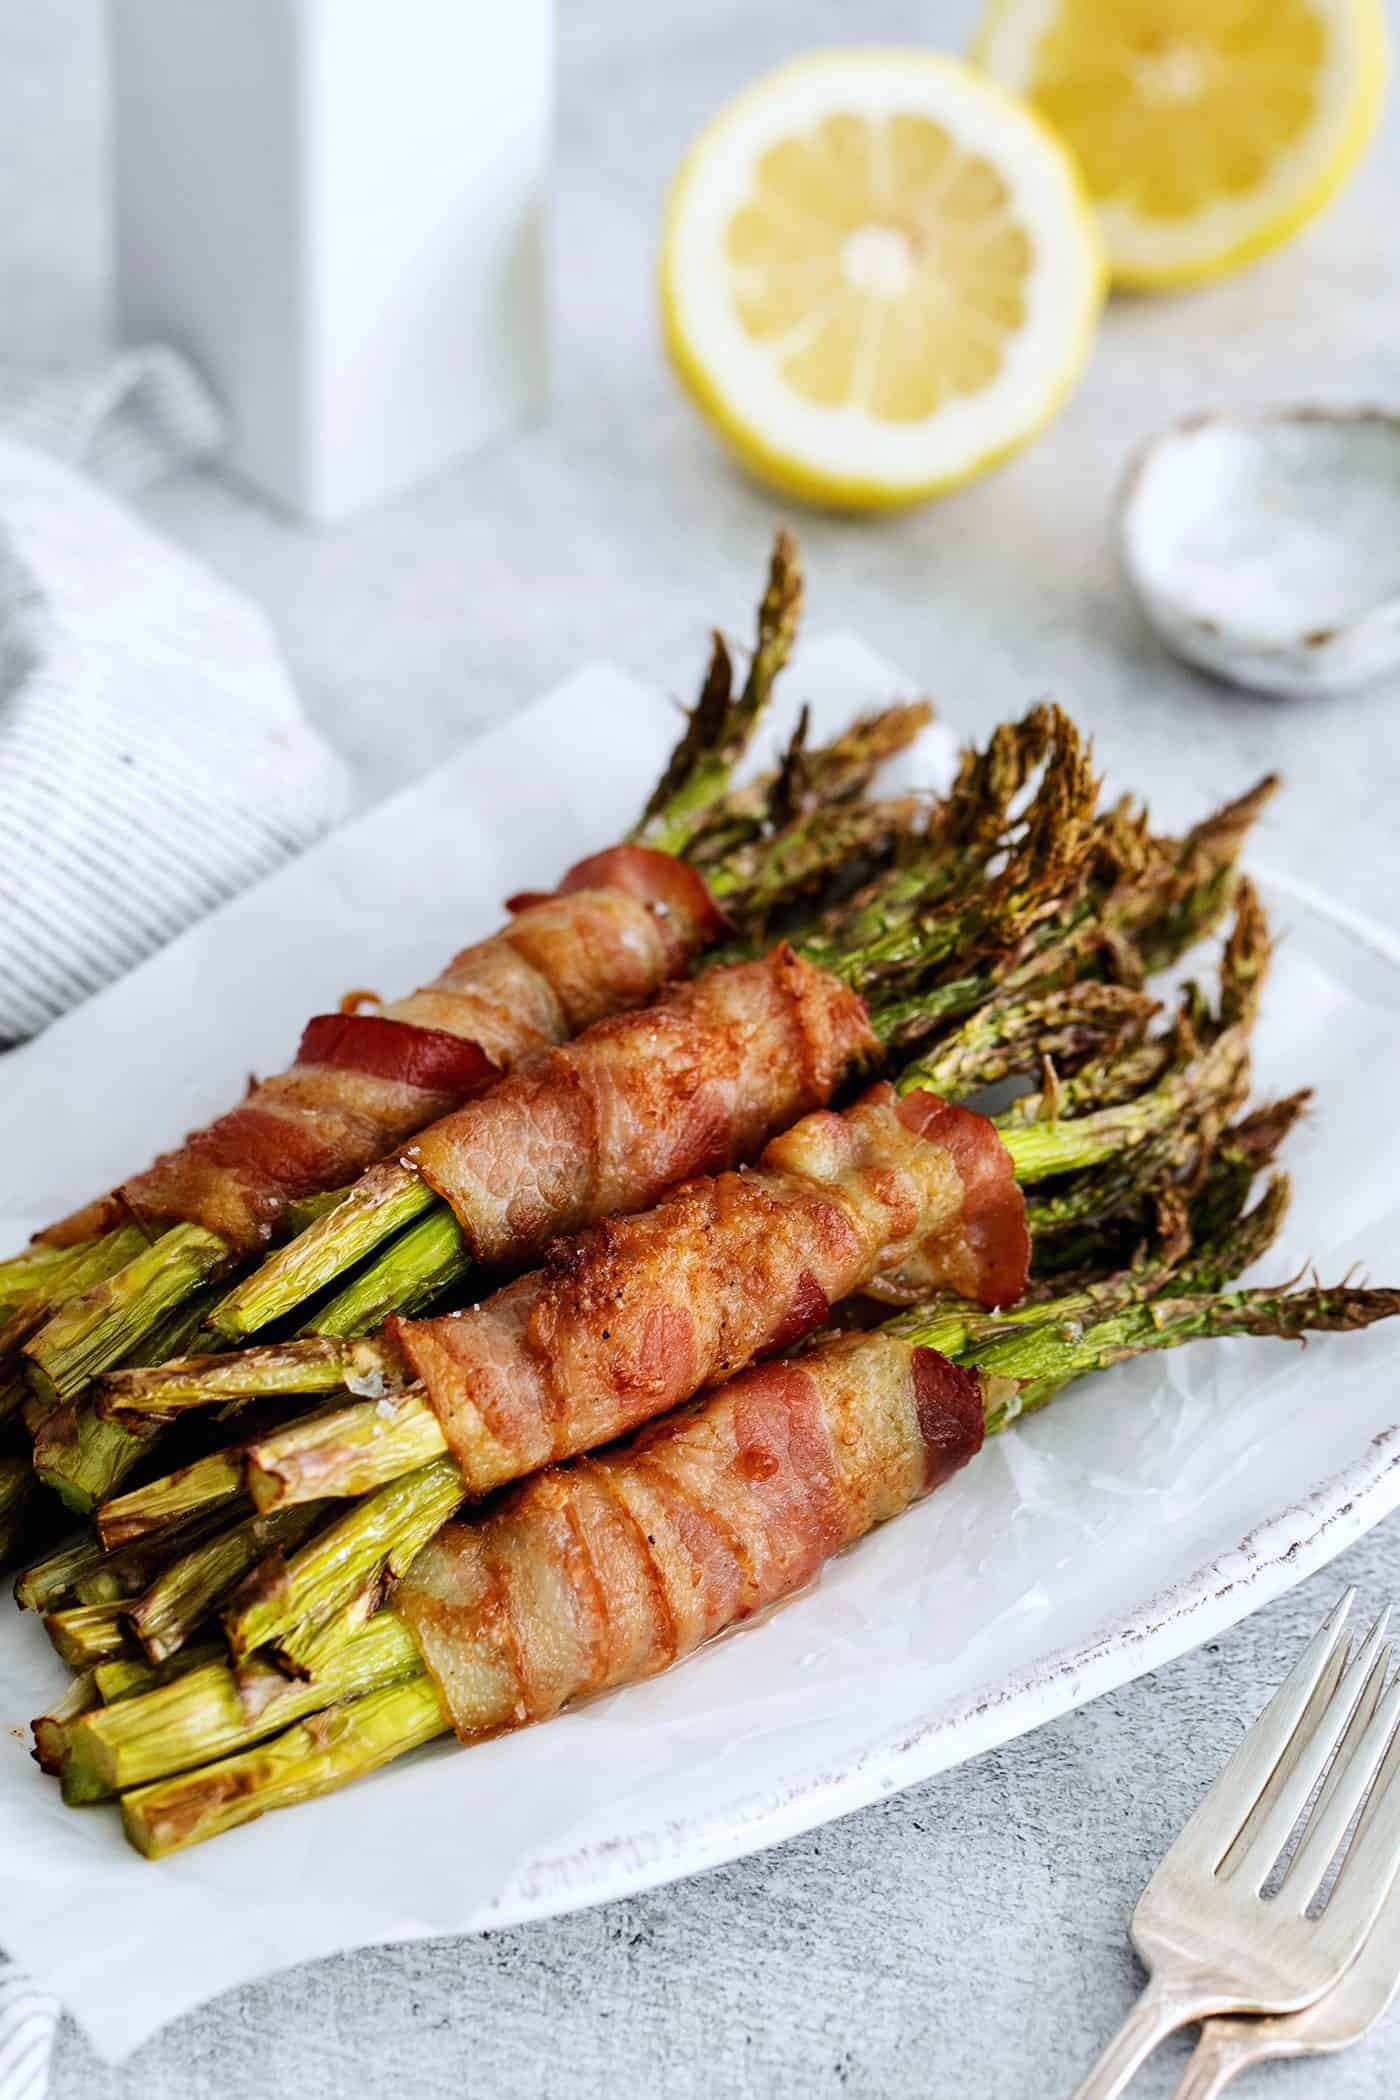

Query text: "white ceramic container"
[1120, 407, 1400, 698]
[109, 0, 552, 523]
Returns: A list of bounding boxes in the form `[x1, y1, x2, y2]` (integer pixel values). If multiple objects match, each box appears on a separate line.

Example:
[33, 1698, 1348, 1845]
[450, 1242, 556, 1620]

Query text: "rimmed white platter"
[2, 633, 1397, 2058]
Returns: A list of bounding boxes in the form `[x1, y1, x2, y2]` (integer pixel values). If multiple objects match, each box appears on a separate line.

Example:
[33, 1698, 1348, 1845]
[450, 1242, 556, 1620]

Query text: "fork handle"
[1167, 2021, 1292, 2100]
[1070, 1977, 1203, 2100]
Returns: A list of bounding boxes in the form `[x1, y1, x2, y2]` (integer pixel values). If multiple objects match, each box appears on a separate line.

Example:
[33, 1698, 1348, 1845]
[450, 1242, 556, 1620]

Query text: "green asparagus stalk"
[1188, 1093, 1311, 1247]
[31, 1669, 101, 1775]
[14, 1529, 110, 1613]
[121, 1675, 450, 1858]
[129, 1501, 329, 1663]
[682, 694, 931, 865]
[272, 1577, 399, 1679]
[1127, 776, 1279, 976]
[31, 1399, 161, 1516]
[117, 1268, 1399, 1858]
[0, 1227, 148, 1340]
[960, 1282, 1400, 1428]
[633, 531, 803, 857]
[221, 1454, 463, 1665]
[246, 1392, 444, 1513]
[45, 1600, 135, 1668]
[282, 1189, 349, 1237]
[97, 1449, 247, 1550]
[211, 1171, 435, 1342]
[24, 1225, 232, 1405]
[94, 1643, 226, 1704]
[706, 794, 922, 922]
[100, 1337, 397, 1424]
[993, 1025, 1249, 1184]
[0, 1240, 75, 1305]
[304, 1209, 471, 1338]
[14, 1500, 236, 1612]
[905, 983, 1157, 1100]
[64, 1611, 426, 1796]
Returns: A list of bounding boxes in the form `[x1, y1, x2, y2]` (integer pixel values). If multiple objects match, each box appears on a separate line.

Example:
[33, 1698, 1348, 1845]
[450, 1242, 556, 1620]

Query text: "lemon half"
[660, 49, 1105, 509]
[975, 0, 1389, 288]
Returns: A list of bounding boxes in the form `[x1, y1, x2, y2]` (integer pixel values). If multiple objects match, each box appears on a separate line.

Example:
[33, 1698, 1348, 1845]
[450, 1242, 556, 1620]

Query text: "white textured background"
[4, 0, 1400, 2093]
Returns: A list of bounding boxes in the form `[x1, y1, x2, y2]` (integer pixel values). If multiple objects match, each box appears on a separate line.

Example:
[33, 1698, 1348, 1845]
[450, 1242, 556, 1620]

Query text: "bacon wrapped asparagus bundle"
[89, 1267, 1399, 1855]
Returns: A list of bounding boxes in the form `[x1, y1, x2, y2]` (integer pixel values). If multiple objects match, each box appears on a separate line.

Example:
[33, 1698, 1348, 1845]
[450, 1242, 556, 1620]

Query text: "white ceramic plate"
[3, 634, 1398, 2059]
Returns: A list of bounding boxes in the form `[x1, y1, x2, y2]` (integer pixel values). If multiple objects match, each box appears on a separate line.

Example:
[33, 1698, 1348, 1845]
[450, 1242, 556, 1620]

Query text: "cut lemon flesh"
[660, 50, 1104, 509]
[974, 0, 1388, 286]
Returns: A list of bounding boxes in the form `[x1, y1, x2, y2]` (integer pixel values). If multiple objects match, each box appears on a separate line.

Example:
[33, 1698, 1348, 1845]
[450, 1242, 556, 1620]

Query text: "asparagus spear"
[632, 531, 802, 857]
[210, 1173, 436, 1342]
[246, 1391, 442, 1513]
[117, 1273, 1398, 1858]
[0, 1240, 75, 1305]
[23, 1225, 232, 1406]
[31, 1669, 101, 1776]
[97, 1449, 247, 1550]
[64, 1610, 426, 1795]
[282, 1189, 349, 1237]
[122, 1676, 450, 1857]
[906, 983, 1157, 1100]
[93, 1643, 226, 1704]
[45, 1600, 135, 1668]
[13, 1500, 237, 1612]
[128, 1500, 329, 1663]
[221, 1454, 463, 1665]
[305, 1209, 471, 1339]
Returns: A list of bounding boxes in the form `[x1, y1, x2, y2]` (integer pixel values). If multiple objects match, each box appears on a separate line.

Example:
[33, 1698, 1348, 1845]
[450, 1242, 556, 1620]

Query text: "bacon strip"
[293, 1014, 500, 1095]
[388, 1082, 1026, 1495]
[397, 1329, 986, 1740]
[43, 846, 722, 1257]
[408, 945, 877, 1266]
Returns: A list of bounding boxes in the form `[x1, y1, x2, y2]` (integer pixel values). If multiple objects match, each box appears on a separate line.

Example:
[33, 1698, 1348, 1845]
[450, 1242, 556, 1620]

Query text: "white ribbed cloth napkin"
[0, 346, 351, 2092]
[0, 1969, 58, 2100]
[0, 345, 351, 1043]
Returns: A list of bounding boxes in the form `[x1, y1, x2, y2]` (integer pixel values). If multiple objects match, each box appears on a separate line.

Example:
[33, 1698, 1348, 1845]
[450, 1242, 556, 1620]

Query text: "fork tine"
[1218, 1634, 1353, 1878]
[1348, 1672, 1400, 1852]
[1169, 1589, 1355, 1873]
[1316, 1693, 1400, 1962]
[1228, 1611, 1390, 1892]
[1282, 1658, 1400, 1910]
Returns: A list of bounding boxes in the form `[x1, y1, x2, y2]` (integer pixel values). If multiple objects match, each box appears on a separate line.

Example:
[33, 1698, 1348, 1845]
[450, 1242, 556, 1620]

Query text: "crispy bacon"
[45, 846, 722, 1257]
[408, 945, 877, 1266]
[388, 1082, 1026, 1496]
[293, 1014, 501, 1095]
[397, 1329, 986, 1741]
[886, 1091, 1032, 1310]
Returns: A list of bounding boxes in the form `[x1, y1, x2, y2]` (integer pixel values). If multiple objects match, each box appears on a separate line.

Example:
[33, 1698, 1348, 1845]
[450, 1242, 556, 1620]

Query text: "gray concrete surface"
[4, 0, 1400, 2092]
